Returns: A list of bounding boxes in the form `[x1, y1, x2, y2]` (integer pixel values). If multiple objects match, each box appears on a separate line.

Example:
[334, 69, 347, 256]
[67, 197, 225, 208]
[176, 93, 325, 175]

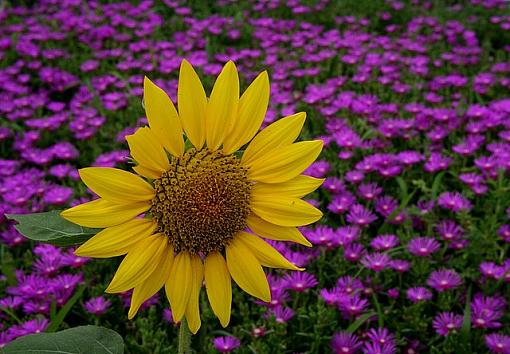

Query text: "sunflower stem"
[178, 318, 192, 354]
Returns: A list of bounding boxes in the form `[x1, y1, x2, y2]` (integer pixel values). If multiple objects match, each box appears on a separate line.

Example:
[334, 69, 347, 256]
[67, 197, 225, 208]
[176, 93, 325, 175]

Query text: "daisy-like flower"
[60, 60, 323, 333]
[485, 333, 510, 354]
[330, 331, 362, 354]
[427, 269, 462, 292]
[406, 287, 433, 303]
[432, 312, 463, 336]
[407, 237, 441, 257]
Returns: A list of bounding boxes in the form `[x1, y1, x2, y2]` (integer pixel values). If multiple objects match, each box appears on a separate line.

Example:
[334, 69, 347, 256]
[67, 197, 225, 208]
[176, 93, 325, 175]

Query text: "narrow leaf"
[346, 312, 377, 333]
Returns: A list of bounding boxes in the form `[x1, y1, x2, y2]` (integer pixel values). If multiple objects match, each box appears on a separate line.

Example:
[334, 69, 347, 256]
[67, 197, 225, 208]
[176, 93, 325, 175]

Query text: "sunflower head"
[61, 59, 323, 333]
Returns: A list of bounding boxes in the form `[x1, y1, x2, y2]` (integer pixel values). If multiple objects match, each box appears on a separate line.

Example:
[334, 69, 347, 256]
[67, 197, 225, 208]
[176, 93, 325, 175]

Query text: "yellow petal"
[60, 198, 149, 228]
[247, 141, 323, 183]
[246, 214, 312, 247]
[251, 197, 322, 227]
[251, 175, 324, 198]
[165, 251, 192, 322]
[184, 254, 204, 334]
[226, 237, 270, 302]
[144, 76, 184, 157]
[132, 165, 161, 180]
[126, 127, 169, 175]
[237, 232, 302, 270]
[75, 218, 157, 258]
[79, 167, 155, 204]
[204, 252, 231, 327]
[223, 71, 269, 155]
[106, 234, 168, 293]
[128, 244, 174, 319]
[206, 61, 239, 150]
[178, 59, 207, 149]
[241, 112, 306, 166]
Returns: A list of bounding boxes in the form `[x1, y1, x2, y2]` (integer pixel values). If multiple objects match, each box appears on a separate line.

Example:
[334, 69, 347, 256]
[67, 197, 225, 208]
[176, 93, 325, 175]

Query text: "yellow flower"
[61, 60, 323, 333]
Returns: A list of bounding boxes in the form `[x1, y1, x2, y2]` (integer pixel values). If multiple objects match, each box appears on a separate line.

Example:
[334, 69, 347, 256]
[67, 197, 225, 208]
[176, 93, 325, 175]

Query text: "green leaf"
[1, 325, 124, 354]
[346, 312, 376, 333]
[6, 211, 100, 246]
[431, 171, 445, 199]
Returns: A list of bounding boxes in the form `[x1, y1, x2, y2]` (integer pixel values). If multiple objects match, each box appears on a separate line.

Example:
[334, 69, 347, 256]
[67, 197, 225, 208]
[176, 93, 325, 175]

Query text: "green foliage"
[1, 326, 124, 354]
[6, 211, 99, 246]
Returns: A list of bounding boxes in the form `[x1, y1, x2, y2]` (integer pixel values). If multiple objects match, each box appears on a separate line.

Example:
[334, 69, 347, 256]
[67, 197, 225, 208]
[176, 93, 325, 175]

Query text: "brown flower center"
[150, 148, 251, 254]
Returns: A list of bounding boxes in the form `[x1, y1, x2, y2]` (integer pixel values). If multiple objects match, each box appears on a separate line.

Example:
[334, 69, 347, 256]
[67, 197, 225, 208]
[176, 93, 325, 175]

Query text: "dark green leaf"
[431, 171, 445, 199]
[346, 312, 376, 333]
[1, 325, 124, 354]
[6, 211, 100, 246]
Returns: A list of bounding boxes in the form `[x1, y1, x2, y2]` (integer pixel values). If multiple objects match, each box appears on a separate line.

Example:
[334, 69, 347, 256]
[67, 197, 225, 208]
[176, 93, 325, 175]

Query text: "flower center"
[150, 148, 251, 254]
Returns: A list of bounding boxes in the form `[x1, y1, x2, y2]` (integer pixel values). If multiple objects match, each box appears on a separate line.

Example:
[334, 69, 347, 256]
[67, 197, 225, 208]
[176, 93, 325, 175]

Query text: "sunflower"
[61, 60, 323, 333]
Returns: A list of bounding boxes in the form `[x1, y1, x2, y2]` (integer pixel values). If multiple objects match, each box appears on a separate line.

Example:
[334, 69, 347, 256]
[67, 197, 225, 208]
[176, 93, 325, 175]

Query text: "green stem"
[178, 318, 192, 354]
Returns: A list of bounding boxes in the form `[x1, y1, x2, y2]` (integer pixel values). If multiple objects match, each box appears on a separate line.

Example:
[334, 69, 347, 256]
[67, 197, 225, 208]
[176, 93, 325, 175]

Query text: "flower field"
[1, 0, 510, 353]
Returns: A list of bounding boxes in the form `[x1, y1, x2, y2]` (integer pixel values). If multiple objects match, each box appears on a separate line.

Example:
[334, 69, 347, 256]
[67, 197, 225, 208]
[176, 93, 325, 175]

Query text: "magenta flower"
[347, 204, 378, 226]
[361, 252, 391, 272]
[485, 333, 510, 354]
[437, 192, 472, 212]
[427, 269, 462, 292]
[213, 336, 241, 353]
[370, 234, 399, 251]
[84, 296, 111, 315]
[331, 331, 362, 354]
[435, 220, 464, 241]
[471, 294, 506, 329]
[265, 305, 294, 323]
[432, 312, 463, 336]
[407, 237, 441, 257]
[344, 244, 366, 262]
[328, 192, 356, 214]
[284, 271, 318, 292]
[406, 287, 433, 303]
[336, 226, 361, 247]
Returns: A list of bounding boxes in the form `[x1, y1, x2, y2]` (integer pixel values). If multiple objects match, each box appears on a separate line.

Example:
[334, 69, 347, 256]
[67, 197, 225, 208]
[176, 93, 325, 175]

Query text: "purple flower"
[361, 252, 391, 272]
[437, 192, 472, 212]
[362, 341, 396, 354]
[366, 328, 396, 347]
[336, 276, 364, 294]
[427, 269, 462, 292]
[344, 243, 365, 262]
[331, 331, 362, 354]
[435, 220, 464, 241]
[328, 192, 356, 214]
[485, 333, 510, 354]
[347, 204, 378, 226]
[374, 196, 399, 217]
[432, 312, 463, 336]
[337, 226, 361, 247]
[84, 296, 112, 315]
[265, 305, 294, 323]
[389, 259, 411, 273]
[338, 293, 369, 316]
[357, 183, 383, 201]
[497, 225, 510, 242]
[18, 318, 49, 336]
[284, 272, 318, 292]
[371, 234, 399, 251]
[407, 237, 441, 257]
[213, 336, 241, 353]
[323, 177, 345, 194]
[406, 287, 433, 302]
[471, 294, 506, 329]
